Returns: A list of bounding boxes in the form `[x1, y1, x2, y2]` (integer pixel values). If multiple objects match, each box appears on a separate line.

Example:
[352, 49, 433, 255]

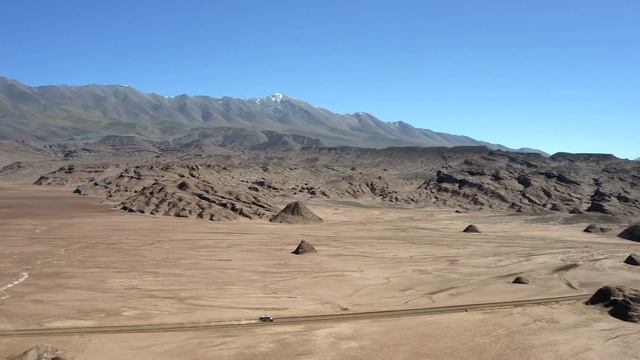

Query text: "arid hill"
[5, 145, 635, 221]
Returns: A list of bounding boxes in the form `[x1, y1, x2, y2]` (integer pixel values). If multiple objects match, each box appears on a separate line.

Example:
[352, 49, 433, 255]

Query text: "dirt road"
[0, 294, 589, 337]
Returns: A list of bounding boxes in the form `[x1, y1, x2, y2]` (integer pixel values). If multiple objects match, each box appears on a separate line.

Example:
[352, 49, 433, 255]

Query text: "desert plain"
[1, 181, 639, 359]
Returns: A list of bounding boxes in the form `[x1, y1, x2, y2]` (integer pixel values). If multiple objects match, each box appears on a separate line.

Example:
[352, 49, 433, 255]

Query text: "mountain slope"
[0, 76, 543, 153]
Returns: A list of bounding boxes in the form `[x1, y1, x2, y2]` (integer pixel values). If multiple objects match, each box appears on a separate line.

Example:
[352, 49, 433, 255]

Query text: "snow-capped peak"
[254, 93, 288, 106]
[270, 93, 285, 103]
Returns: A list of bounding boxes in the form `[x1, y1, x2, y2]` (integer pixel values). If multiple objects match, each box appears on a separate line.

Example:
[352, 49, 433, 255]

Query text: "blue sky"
[1, 0, 638, 158]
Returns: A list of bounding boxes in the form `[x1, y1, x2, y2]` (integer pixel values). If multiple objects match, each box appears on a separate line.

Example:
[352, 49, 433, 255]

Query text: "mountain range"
[0, 76, 543, 153]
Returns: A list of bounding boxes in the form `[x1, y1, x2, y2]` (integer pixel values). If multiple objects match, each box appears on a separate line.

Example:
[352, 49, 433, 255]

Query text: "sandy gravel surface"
[1, 184, 638, 359]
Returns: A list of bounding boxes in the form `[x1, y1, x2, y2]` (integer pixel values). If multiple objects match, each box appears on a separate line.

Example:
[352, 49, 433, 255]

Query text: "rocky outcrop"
[28, 147, 640, 221]
[8, 344, 66, 360]
[583, 224, 611, 233]
[586, 286, 640, 323]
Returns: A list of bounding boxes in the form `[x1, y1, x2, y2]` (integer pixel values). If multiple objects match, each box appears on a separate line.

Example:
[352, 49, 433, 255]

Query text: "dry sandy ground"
[1, 184, 639, 359]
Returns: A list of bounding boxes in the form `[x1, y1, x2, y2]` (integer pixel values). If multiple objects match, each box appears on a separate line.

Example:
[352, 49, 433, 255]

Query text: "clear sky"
[1, 0, 638, 158]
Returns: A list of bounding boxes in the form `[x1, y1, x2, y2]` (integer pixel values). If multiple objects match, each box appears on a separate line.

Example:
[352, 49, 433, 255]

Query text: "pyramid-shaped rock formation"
[624, 254, 640, 266]
[270, 201, 323, 224]
[463, 224, 481, 233]
[291, 240, 317, 255]
[618, 223, 640, 242]
[512, 276, 530, 284]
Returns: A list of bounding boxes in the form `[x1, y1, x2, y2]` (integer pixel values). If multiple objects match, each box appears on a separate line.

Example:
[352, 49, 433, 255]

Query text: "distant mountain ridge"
[0, 76, 545, 154]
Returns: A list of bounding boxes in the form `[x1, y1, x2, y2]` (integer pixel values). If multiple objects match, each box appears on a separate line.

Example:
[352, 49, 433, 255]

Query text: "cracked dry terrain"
[1, 184, 639, 359]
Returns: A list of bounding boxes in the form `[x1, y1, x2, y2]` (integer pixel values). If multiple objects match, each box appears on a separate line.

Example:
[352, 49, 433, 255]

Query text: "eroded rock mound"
[270, 201, 323, 224]
[463, 224, 481, 233]
[119, 178, 275, 221]
[26, 147, 640, 220]
[291, 240, 317, 255]
[418, 152, 640, 216]
[624, 254, 640, 266]
[8, 344, 66, 360]
[34, 163, 120, 186]
[618, 223, 640, 242]
[586, 286, 640, 323]
[41, 163, 278, 221]
[583, 224, 611, 233]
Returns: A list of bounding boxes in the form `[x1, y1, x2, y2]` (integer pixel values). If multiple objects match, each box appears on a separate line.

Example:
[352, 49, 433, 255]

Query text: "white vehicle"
[259, 314, 274, 322]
